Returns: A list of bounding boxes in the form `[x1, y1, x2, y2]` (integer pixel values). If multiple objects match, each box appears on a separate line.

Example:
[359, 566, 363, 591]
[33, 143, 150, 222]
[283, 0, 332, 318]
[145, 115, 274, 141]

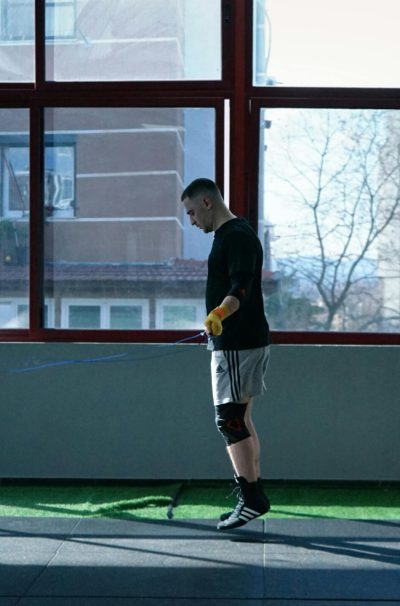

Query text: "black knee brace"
[215, 402, 250, 445]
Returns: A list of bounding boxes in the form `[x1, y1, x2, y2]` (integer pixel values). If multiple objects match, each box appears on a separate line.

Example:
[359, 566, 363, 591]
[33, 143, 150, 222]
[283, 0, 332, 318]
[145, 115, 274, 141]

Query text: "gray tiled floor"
[0, 517, 399, 605]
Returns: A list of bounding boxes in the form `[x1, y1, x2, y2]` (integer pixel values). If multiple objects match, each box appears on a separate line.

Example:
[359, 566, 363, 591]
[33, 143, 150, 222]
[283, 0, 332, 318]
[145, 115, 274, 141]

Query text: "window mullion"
[35, 0, 45, 87]
[229, 0, 250, 220]
[29, 105, 44, 336]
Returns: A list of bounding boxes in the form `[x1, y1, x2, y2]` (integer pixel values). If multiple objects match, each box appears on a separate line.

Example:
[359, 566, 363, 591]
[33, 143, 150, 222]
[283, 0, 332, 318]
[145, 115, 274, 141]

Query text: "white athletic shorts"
[211, 346, 270, 405]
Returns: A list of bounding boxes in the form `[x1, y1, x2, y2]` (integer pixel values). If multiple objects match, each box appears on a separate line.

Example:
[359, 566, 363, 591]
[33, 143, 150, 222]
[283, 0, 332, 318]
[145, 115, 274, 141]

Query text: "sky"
[262, 0, 400, 87]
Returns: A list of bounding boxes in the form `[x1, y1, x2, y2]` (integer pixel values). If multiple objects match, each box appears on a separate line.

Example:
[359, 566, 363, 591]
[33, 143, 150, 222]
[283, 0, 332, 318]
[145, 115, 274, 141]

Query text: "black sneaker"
[220, 477, 269, 521]
[219, 476, 241, 521]
[217, 476, 270, 530]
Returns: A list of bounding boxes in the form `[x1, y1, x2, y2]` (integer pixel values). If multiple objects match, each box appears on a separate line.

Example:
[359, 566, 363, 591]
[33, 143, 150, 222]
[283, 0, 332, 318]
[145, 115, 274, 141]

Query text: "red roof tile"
[1, 258, 277, 283]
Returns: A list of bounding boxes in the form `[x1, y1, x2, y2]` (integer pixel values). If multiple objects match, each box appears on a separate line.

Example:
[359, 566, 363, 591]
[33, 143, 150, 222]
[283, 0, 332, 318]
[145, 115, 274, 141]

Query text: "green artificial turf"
[0, 481, 399, 520]
[0, 483, 180, 519]
[175, 482, 400, 520]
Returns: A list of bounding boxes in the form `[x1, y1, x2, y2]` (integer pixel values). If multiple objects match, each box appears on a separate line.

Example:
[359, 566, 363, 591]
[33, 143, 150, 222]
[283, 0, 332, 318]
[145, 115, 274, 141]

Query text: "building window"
[46, 0, 76, 40]
[0, 0, 33, 41]
[156, 299, 205, 329]
[60, 299, 149, 329]
[0, 298, 28, 328]
[1, 144, 75, 219]
[109, 304, 145, 330]
[0, 298, 53, 328]
[0, 0, 75, 42]
[1, 146, 29, 217]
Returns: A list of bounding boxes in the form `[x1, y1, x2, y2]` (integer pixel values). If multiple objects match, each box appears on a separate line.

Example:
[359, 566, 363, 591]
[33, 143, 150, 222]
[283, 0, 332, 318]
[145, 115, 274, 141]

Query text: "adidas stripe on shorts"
[211, 346, 270, 405]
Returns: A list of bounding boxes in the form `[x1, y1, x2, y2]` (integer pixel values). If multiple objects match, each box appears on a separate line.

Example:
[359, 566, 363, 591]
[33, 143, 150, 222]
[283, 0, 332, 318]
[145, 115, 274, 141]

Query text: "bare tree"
[266, 109, 400, 331]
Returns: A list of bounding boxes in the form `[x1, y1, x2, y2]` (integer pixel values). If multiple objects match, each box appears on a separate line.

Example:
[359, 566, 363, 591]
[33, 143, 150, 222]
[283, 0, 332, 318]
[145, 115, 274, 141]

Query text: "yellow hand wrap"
[204, 303, 230, 336]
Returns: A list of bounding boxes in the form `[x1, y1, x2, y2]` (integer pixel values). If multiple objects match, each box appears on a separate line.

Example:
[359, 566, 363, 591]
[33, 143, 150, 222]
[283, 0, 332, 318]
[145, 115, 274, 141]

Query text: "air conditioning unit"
[45, 170, 74, 211]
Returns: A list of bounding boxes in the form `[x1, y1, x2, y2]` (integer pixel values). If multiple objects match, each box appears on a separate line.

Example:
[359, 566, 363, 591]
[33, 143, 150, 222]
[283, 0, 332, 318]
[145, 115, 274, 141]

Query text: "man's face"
[182, 195, 214, 233]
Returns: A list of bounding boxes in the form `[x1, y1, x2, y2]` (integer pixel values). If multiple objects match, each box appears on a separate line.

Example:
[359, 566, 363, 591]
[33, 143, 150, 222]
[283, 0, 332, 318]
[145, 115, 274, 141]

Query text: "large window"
[251, 0, 400, 343]
[43, 107, 215, 330]
[46, 0, 221, 82]
[259, 108, 400, 334]
[0, 0, 399, 344]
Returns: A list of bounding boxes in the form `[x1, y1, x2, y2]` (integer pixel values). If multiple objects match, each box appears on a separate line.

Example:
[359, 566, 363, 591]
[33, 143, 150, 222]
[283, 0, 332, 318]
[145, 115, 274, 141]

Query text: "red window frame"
[0, 0, 399, 345]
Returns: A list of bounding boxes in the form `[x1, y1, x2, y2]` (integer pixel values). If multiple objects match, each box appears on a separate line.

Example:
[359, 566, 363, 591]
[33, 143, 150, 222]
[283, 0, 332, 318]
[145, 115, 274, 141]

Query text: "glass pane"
[163, 304, 196, 329]
[260, 108, 400, 333]
[0, 299, 27, 327]
[46, 3, 75, 39]
[0, 108, 29, 328]
[3, 148, 29, 213]
[0, 0, 34, 81]
[16, 302, 28, 325]
[44, 107, 215, 330]
[46, 0, 221, 82]
[4, 1, 33, 39]
[110, 305, 142, 329]
[68, 305, 100, 328]
[253, 0, 400, 87]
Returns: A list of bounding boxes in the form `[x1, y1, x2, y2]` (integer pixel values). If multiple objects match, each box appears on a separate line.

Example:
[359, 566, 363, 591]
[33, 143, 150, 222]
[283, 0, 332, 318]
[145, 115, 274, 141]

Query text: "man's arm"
[205, 268, 255, 335]
[204, 295, 240, 336]
[220, 295, 240, 316]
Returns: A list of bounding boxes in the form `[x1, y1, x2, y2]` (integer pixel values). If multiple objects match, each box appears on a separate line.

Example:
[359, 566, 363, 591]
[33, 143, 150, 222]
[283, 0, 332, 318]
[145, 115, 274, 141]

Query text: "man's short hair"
[181, 178, 222, 202]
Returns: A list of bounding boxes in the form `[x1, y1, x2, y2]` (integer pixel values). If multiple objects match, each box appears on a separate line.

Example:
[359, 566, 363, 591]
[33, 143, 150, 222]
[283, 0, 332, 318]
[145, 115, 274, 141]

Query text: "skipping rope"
[7, 331, 207, 374]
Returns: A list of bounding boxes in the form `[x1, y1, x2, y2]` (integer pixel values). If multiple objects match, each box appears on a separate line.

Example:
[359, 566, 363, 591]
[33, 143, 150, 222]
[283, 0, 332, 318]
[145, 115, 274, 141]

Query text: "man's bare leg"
[218, 398, 270, 528]
[226, 398, 260, 481]
[244, 399, 261, 478]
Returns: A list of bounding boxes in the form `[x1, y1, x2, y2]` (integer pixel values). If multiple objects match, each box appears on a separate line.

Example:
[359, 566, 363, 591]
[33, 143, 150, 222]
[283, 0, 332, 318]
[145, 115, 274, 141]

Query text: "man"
[181, 177, 271, 530]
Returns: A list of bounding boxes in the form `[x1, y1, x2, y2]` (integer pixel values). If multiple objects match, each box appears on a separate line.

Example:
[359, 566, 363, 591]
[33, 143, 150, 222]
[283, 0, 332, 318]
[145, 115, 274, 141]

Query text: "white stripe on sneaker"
[239, 509, 260, 521]
[243, 507, 260, 516]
